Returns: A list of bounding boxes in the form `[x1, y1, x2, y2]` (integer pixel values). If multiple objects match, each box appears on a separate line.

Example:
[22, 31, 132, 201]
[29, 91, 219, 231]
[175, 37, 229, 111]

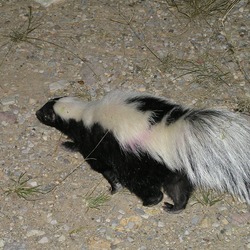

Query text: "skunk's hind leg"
[133, 186, 163, 207]
[127, 179, 163, 207]
[163, 174, 194, 213]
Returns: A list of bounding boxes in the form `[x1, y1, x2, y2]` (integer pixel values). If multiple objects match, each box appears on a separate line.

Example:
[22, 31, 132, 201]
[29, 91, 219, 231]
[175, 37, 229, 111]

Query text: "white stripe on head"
[53, 97, 87, 122]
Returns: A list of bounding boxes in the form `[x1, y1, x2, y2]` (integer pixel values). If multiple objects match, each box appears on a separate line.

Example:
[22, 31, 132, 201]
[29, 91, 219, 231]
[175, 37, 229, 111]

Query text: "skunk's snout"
[36, 108, 49, 123]
[35, 109, 43, 121]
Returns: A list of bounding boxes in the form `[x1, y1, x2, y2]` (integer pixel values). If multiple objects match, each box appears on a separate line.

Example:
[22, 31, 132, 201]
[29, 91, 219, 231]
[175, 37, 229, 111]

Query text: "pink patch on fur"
[125, 128, 152, 153]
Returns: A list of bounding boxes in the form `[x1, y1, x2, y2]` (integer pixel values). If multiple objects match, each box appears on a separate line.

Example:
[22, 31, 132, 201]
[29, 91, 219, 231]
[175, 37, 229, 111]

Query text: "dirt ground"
[0, 0, 249, 249]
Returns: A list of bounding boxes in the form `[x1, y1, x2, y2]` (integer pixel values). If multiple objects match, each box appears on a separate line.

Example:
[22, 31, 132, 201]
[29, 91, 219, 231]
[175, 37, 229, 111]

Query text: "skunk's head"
[36, 96, 86, 132]
[36, 97, 59, 127]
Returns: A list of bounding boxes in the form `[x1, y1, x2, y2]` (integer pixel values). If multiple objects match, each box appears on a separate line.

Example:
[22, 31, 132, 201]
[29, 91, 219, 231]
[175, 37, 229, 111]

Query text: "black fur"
[126, 96, 188, 125]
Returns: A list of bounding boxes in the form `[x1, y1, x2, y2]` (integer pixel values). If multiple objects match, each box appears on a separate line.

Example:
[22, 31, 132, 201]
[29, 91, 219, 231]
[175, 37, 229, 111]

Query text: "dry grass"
[235, 98, 250, 114]
[0, 6, 43, 67]
[6, 6, 42, 44]
[162, 54, 230, 85]
[165, 0, 241, 20]
[0, 6, 97, 77]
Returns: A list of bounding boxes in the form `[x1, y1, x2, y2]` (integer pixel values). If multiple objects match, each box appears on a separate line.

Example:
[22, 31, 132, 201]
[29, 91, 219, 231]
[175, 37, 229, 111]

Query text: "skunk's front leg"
[102, 170, 123, 194]
[85, 159, 123, 194]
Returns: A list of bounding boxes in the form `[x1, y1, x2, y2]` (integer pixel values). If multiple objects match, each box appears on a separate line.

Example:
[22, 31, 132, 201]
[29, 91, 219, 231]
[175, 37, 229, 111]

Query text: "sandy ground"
[0, 0, 249, 249]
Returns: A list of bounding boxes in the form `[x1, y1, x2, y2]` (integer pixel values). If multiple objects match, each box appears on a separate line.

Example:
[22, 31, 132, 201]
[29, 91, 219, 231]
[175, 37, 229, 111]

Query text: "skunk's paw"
[110, 183, 123, 194]
[142, 192, 163, 207]
[163, 202, 184, 214]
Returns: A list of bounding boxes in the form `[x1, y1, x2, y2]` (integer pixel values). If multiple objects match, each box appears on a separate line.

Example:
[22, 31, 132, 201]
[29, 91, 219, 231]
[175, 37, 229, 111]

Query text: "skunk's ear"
[36, 100, 57, 127]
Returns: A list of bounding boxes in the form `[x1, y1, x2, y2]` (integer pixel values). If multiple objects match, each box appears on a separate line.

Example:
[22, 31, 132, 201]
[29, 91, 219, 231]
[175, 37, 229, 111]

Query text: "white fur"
[54, 91, 250, 203]
[89, 92, 153, 149]
[54, 97, 87, 122]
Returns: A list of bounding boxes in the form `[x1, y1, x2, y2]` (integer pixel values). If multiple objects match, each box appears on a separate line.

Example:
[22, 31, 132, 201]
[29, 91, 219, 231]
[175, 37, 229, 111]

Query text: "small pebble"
[212, 222, 220, 228]
[127, 237, 134, 242]
[191, 216, 200, 225]
[38, 237, 49, 244]
[58, 235, 66, 242]
[49, 80, 70, 92]
[141, 214, 149, 219]
[50, 220, 58, 225]
[34, 0, 64, 7]
[26, 230, 45, 237]
[28, 181, 38, 187]
[118, 210, 125, 215]
[126, 222, 135, 229]
[0, 96, 16, 105]
[0, 111, 17, 124]
[157, 221, 164, 228]
[0, 239, 5, 248]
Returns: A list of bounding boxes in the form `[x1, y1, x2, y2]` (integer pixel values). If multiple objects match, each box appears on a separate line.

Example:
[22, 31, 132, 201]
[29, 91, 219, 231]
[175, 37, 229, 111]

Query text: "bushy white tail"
[173, 110, 250, 203]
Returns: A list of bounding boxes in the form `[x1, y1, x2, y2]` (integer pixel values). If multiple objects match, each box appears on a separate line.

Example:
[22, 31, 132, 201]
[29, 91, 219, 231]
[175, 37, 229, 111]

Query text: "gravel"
[0, 0, 249, 249]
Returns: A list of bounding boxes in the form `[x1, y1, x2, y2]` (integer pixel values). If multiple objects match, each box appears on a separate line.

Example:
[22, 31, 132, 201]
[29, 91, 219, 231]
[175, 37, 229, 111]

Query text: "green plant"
[193, 189, 224, 206]
[85, 192, 111, 210]
[4, 172, 43, 200]
[84, 175, 111, 211]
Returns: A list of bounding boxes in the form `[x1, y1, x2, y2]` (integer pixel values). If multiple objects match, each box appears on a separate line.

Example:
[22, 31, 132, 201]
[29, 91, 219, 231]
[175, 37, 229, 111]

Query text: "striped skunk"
[36, 91, 250, 213]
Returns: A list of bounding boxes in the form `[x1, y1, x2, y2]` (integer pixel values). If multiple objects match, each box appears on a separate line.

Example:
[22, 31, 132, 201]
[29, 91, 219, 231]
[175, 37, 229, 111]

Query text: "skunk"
[36, 91, 250, 213]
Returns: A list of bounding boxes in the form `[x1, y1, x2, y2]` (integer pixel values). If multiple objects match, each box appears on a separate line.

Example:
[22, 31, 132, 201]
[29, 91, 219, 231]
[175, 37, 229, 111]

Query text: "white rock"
[26, 229, 45, 237]
[42, 135, 48, 141]
[157, 221, 164, 228]
[58, 235, 66, 242]
[49, 80, 70, 92]
[141, 214, 149, 219]
[50, 219, 58, 225]
[0, 239, 4, 247]
[118, 210, 125, 215]
[33, 0, 64, 7]
[239, 7, 244, 12]
[0, 96, 16, 105]
[29, 181, 38, 187]
[38, 236, 49, 244]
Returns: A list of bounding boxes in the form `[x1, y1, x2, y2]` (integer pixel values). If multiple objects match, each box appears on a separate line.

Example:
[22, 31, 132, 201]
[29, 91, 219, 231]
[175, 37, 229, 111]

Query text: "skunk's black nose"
[36, 109, 43, 121]
[36, 109, 42, 120]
